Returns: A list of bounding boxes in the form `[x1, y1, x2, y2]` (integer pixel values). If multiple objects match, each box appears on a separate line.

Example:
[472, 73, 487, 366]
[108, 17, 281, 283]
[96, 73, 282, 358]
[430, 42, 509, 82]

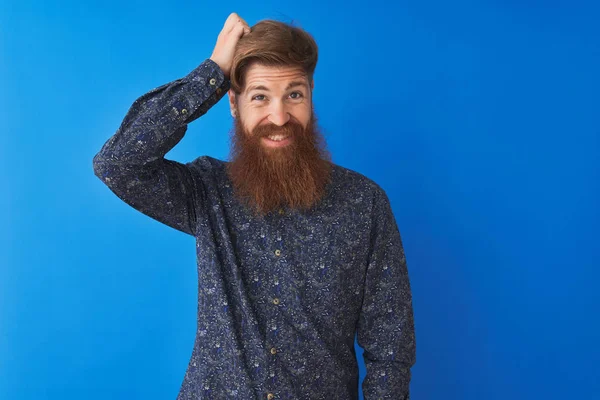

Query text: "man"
[93, 13, 416, 400]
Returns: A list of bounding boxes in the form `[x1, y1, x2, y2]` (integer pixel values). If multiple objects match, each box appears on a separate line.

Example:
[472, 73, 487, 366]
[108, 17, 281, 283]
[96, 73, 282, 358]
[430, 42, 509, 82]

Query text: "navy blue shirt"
[93, 58, 416, 399]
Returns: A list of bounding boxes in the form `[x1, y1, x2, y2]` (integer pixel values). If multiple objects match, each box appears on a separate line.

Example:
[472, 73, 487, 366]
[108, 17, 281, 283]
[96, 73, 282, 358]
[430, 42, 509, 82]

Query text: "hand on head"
[210, 13, 251, 79]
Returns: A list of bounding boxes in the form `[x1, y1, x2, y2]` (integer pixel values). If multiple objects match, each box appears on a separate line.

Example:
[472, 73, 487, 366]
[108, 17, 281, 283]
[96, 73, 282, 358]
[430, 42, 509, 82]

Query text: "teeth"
[267, 135, 288, 142]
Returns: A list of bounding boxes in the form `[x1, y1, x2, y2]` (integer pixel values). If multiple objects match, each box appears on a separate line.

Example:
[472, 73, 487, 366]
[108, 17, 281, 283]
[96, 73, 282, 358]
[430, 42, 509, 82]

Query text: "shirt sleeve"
[356, 187, 416, 399]
[92, 58, 229, 236]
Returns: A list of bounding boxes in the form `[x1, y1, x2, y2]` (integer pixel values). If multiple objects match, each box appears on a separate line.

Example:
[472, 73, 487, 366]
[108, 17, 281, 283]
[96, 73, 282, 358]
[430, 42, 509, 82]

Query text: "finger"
[234, 20, 248, 34]
[231, 23, 246, 38]
[237, 18, 251, 35]
[224, 13, 240, 33]
[232, 16, 249, 32]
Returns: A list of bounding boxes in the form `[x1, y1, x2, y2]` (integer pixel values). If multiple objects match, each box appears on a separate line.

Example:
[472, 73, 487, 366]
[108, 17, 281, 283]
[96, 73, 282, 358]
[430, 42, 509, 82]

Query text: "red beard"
[226, 112, 333, 217]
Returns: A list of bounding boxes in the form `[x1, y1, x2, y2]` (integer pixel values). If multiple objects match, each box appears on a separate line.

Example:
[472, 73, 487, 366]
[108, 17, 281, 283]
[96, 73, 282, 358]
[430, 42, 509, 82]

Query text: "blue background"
[2, 0, 599, 399]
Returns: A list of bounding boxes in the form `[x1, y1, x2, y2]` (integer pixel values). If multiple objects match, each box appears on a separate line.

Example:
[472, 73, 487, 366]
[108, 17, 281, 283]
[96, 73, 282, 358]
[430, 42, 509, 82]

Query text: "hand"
[210, 13, 251, 79]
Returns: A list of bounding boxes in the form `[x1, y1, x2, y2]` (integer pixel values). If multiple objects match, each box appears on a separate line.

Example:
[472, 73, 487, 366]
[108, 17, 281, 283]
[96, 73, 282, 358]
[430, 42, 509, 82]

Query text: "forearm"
[361, 362, 412, 399]
[93, 58, 229, 168]
[360, 298, 415, 399]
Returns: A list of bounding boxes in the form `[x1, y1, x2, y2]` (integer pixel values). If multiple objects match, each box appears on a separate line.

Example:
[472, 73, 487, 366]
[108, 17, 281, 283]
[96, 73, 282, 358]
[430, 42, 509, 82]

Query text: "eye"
[252, 94, 266, 101]
[289, 91, 304, 99]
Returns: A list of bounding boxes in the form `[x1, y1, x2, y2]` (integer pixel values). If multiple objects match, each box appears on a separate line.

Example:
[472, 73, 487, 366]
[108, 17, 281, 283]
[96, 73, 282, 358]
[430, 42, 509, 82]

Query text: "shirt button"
[270, 347, 277, 355]
[216, 87, 222, 94]
[278, 209, 284, 215]
[209, 78, 217, 85]
[267, 394, 274, 400]
[274, 249, 281, 256]
[181, 108, 187, 114]
[273, 298, 280, 305]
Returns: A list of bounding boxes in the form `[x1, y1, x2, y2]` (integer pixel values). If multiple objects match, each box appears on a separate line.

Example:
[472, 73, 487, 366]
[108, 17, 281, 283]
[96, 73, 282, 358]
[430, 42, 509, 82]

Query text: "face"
[225, 63, 333, 217]
[228, 63, 314, 143]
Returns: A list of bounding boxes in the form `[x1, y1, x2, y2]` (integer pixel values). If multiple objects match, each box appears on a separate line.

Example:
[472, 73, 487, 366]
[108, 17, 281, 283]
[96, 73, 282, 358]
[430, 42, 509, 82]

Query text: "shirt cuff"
[184, 58, 230, 95]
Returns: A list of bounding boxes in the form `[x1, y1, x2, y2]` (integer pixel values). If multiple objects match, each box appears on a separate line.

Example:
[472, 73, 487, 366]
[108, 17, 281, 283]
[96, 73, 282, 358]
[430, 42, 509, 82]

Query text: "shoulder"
[329, 163, 397, 226]
[330, 162, 388, 200]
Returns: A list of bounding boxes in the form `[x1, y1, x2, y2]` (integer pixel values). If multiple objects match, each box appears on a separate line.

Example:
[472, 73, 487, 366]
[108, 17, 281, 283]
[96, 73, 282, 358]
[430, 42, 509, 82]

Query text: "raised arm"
[93, 13, 251, 236]
[356, 187, 417, 399]
[92, 58, 228, 236]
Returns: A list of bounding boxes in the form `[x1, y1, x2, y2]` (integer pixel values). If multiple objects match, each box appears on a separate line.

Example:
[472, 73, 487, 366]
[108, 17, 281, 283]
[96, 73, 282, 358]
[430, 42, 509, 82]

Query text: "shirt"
[92, 58, 416, 400]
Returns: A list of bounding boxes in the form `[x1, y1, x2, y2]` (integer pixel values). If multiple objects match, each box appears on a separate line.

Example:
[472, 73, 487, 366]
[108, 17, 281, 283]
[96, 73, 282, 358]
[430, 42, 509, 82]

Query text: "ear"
[228, 89, 237, 118]
[311, 80, 314, 90]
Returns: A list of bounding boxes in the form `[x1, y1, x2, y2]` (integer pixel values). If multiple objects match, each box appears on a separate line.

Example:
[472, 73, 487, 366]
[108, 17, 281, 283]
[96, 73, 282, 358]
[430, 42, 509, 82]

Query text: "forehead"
[243, 63, 309, 91]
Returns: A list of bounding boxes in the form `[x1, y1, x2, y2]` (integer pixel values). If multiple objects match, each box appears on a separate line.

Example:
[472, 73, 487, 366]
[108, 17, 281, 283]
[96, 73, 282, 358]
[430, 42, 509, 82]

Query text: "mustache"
[252, 120, 304, 138]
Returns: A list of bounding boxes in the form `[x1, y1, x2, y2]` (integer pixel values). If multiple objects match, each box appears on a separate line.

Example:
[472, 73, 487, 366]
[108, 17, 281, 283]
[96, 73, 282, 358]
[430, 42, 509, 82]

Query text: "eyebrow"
[246, 81, 308, 92]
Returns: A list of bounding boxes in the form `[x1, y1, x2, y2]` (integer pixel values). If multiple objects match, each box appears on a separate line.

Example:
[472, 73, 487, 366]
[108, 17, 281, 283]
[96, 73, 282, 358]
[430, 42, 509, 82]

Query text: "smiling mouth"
[262, 135, 293, 147]
[266, 134, 289, 141]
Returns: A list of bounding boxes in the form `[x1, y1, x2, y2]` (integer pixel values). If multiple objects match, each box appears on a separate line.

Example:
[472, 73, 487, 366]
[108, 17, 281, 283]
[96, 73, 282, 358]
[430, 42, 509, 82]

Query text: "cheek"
[295, 107, 312, 128]
[238, 109, 259, 133]
[246, 117, 263, 134]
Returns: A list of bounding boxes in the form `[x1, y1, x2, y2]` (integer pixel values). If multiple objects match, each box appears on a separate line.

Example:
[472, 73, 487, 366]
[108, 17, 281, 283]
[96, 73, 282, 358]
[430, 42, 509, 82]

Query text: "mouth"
[262, 134, 293, 147]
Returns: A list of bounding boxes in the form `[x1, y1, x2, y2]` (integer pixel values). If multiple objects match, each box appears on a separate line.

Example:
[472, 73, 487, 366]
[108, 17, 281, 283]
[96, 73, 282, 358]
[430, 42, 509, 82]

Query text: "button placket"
[268, 226, 284, 396]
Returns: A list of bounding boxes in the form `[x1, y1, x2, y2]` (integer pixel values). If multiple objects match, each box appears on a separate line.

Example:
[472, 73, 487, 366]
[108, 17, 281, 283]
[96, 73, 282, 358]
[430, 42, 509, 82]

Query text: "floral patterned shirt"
[93, 58, 416, 399]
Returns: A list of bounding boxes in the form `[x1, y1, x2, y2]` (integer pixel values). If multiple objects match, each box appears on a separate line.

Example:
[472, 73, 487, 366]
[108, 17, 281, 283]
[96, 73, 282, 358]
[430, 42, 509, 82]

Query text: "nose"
[267, 100, 290, 126]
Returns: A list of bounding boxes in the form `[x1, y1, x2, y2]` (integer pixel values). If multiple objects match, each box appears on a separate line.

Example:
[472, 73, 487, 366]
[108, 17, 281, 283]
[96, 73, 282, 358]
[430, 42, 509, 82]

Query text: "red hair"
[230, 19, 319, 94]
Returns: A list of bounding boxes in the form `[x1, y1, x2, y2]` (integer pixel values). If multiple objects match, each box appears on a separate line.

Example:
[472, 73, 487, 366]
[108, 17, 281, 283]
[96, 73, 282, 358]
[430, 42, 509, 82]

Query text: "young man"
[93, 13, 416, 400]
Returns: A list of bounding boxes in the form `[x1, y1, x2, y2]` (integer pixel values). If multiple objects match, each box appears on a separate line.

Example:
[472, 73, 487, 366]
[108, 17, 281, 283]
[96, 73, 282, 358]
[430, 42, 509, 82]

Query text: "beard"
[225, 111, 333, 217]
